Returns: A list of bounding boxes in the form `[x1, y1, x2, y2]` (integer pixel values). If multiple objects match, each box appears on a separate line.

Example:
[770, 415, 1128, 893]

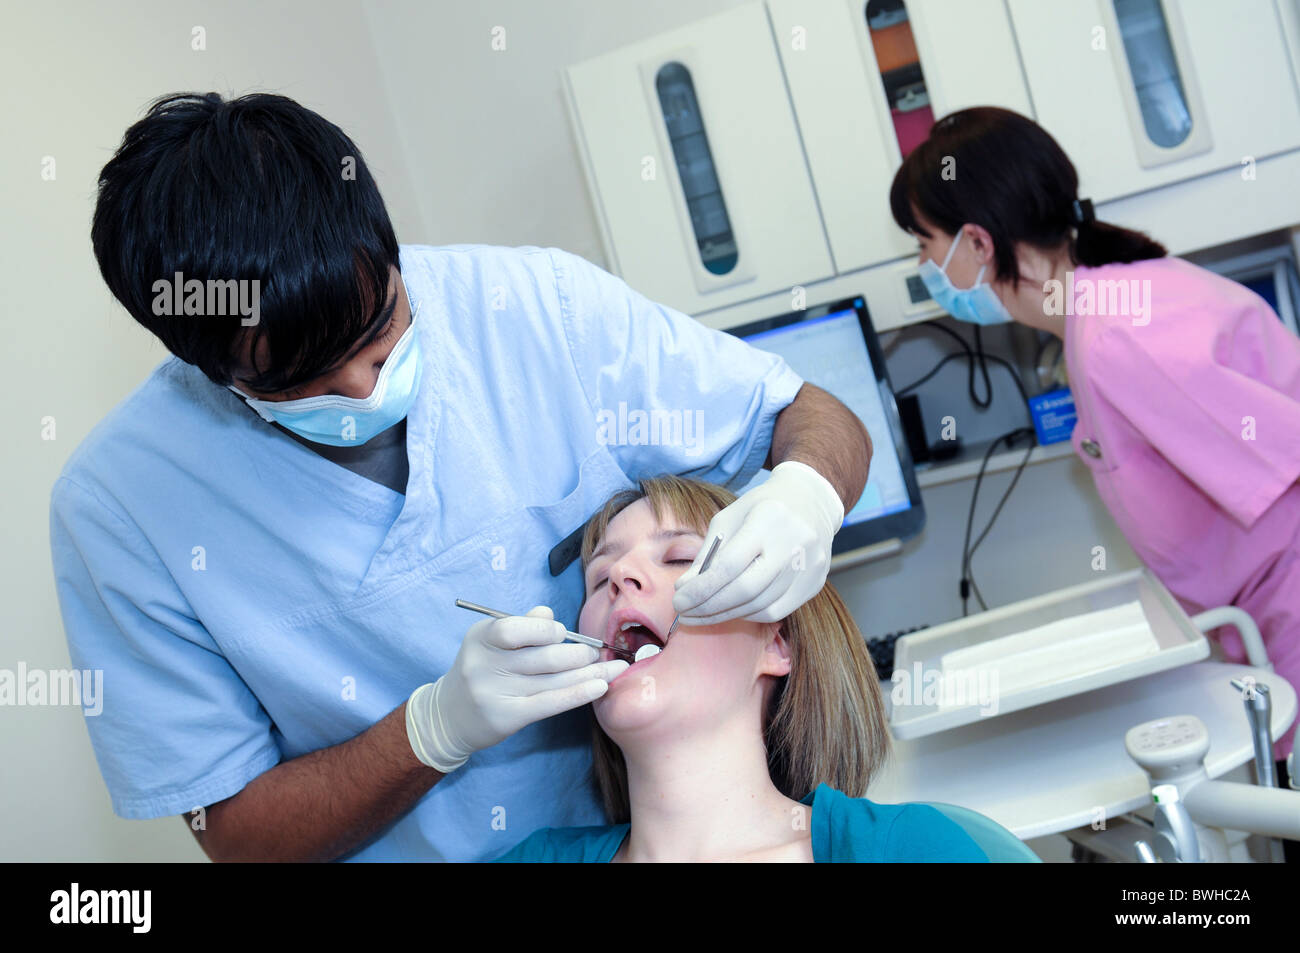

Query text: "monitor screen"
[729, 297, 924, 554]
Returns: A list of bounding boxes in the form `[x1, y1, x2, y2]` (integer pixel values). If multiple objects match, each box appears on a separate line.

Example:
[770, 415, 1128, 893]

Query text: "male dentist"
[50, 91, 871, 861]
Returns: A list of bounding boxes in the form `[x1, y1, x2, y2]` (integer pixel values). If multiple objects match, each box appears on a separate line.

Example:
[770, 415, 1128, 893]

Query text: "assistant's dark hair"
[889, 107, 1166, 285]
[91, 91, 400, 391]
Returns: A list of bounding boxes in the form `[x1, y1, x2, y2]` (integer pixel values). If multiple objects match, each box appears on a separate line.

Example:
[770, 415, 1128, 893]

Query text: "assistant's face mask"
[917, 227, 1014, 326]
[229, 296, 423, 447]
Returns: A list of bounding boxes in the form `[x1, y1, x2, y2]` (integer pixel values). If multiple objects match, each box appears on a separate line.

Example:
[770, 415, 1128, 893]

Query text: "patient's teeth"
[634, 644, 661, 662]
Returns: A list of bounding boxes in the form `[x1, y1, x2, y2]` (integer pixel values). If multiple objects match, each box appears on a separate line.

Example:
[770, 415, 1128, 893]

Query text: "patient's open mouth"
[608, 609, 666, 662]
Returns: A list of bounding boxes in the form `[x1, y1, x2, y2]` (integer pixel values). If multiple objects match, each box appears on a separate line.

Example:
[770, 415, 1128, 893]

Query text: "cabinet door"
[564, 1, 833, 315]
[1008, 0, 1300, 202]
[770, 0, 1034, 277]
[903, 0, 1034, 118]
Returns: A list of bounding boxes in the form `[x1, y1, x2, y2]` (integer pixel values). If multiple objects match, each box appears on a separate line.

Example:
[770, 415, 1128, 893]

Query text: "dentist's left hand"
[671, 461, 844, 625]
[406, 606, 628, 773]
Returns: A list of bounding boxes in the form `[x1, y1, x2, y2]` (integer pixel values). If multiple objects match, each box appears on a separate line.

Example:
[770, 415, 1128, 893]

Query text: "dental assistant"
[49, 92, 870, 862]
[891, 107, 1300, 763]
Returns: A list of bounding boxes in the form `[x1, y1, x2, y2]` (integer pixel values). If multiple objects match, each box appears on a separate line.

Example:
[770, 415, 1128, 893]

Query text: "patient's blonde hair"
[579, 475, 892, 824]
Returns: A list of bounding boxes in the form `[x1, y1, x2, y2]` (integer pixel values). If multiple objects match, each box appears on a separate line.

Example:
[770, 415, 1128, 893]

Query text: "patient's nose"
[608, 556, 650, 596]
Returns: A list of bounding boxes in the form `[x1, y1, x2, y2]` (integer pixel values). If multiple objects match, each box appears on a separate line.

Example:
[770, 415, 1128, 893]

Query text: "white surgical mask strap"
[226, 384, 278, 422]
[940, 227, 964, 272]
[227, 383, 261, 405]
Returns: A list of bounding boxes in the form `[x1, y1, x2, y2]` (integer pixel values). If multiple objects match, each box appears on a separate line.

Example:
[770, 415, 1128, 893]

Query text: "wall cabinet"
[563, 1, 834, 314]
[769, 0, 1033, 277]
[1007, 0, 1300, 202]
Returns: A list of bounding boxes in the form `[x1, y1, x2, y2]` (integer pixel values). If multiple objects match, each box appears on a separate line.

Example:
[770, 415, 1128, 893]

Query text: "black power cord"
[961, 428, 1037, 616]
[888, 322, 1037, 616]
[894, 322, 1030, 408]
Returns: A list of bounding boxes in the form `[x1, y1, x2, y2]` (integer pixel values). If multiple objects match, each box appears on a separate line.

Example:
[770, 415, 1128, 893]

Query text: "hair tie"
[1071, 197, 1095, 226]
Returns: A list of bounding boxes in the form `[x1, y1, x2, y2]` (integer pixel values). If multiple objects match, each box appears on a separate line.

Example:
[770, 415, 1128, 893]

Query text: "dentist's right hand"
[405, 606, 629, 773]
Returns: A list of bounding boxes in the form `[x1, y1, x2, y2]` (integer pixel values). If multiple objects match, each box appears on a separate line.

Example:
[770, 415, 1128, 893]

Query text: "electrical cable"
[960, 427, 1037, 616]
[917, 322, 992, 408]
[889, 323, 1038, 616]
[896, 351, 1030, 407]
[894, 322, 1030, 407]
[973, 326, 992, 408]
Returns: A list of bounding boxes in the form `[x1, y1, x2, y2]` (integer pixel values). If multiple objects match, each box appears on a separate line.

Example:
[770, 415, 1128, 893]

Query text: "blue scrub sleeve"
[548, 248, 805, 490]
[49, 477, 281, 820]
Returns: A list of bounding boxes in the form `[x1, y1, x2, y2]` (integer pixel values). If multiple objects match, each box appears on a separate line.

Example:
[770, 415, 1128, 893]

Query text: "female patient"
[497, 476, 992, 862]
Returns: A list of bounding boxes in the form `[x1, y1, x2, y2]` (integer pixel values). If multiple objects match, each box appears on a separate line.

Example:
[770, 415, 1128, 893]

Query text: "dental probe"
[664, 535, 723, 640]
[454, 599, 637, 661]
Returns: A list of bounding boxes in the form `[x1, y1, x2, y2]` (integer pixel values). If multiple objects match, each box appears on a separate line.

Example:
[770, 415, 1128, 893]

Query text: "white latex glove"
[406, 606, 628, 773]
[672, 461, 844, 625]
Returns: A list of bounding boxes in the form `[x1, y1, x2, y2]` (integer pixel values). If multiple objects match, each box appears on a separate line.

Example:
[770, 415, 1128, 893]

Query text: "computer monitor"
[728, 296, 925, 560]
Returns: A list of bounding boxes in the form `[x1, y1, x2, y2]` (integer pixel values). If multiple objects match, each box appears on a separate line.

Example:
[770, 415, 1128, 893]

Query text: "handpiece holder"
[1125, 714, 1300, 862]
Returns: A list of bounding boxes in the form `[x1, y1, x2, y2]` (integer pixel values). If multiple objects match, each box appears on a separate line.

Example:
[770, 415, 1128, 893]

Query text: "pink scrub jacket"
[1065, 257, 1300, 760]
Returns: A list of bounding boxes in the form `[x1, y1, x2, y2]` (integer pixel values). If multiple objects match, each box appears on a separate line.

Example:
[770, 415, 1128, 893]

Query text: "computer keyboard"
[866, 624, 929, 680]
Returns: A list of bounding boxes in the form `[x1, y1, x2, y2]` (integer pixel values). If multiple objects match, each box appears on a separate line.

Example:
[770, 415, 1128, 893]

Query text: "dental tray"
[888, 568, 1209, 740]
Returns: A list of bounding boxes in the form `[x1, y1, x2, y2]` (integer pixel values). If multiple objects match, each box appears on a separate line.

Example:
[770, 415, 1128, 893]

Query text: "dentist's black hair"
[889, 106, 1166, 285]
[91, 91, 400, 391]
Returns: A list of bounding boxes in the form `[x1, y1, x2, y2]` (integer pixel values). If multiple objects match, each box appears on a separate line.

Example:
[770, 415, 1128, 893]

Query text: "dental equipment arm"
[1125, 716, 1215, 861]
[1149, 785, 1201, 863]
[1192, 607, 1270, 670]
[1125, 713, 1300, 862]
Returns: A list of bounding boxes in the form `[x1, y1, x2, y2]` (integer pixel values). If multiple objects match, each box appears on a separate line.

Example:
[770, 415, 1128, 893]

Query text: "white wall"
[0, 0, 1160, 862]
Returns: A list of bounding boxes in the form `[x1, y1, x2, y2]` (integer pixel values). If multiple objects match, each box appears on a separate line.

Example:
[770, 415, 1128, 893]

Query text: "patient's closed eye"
[589, 555, 695, 591]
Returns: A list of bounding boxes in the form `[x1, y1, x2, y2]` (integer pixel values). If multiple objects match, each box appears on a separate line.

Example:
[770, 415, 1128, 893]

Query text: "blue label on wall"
[1028, 388, 1077, 445]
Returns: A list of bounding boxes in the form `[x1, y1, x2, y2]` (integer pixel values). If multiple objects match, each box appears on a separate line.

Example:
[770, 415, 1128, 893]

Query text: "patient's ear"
[758, 622, 792, 678]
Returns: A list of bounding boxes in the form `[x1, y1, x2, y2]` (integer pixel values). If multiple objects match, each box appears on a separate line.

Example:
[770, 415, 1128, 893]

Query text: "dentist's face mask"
[228, 297, 423, 447]
[917, 227, 1014, 326]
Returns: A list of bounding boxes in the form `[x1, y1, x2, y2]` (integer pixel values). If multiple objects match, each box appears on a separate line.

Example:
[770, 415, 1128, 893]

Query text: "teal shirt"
[493, 784, 991, 862]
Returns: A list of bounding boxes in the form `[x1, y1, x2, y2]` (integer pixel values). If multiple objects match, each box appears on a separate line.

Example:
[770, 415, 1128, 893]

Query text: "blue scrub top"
[49, 244, 805, 861]
[493, 783, 991, 862]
